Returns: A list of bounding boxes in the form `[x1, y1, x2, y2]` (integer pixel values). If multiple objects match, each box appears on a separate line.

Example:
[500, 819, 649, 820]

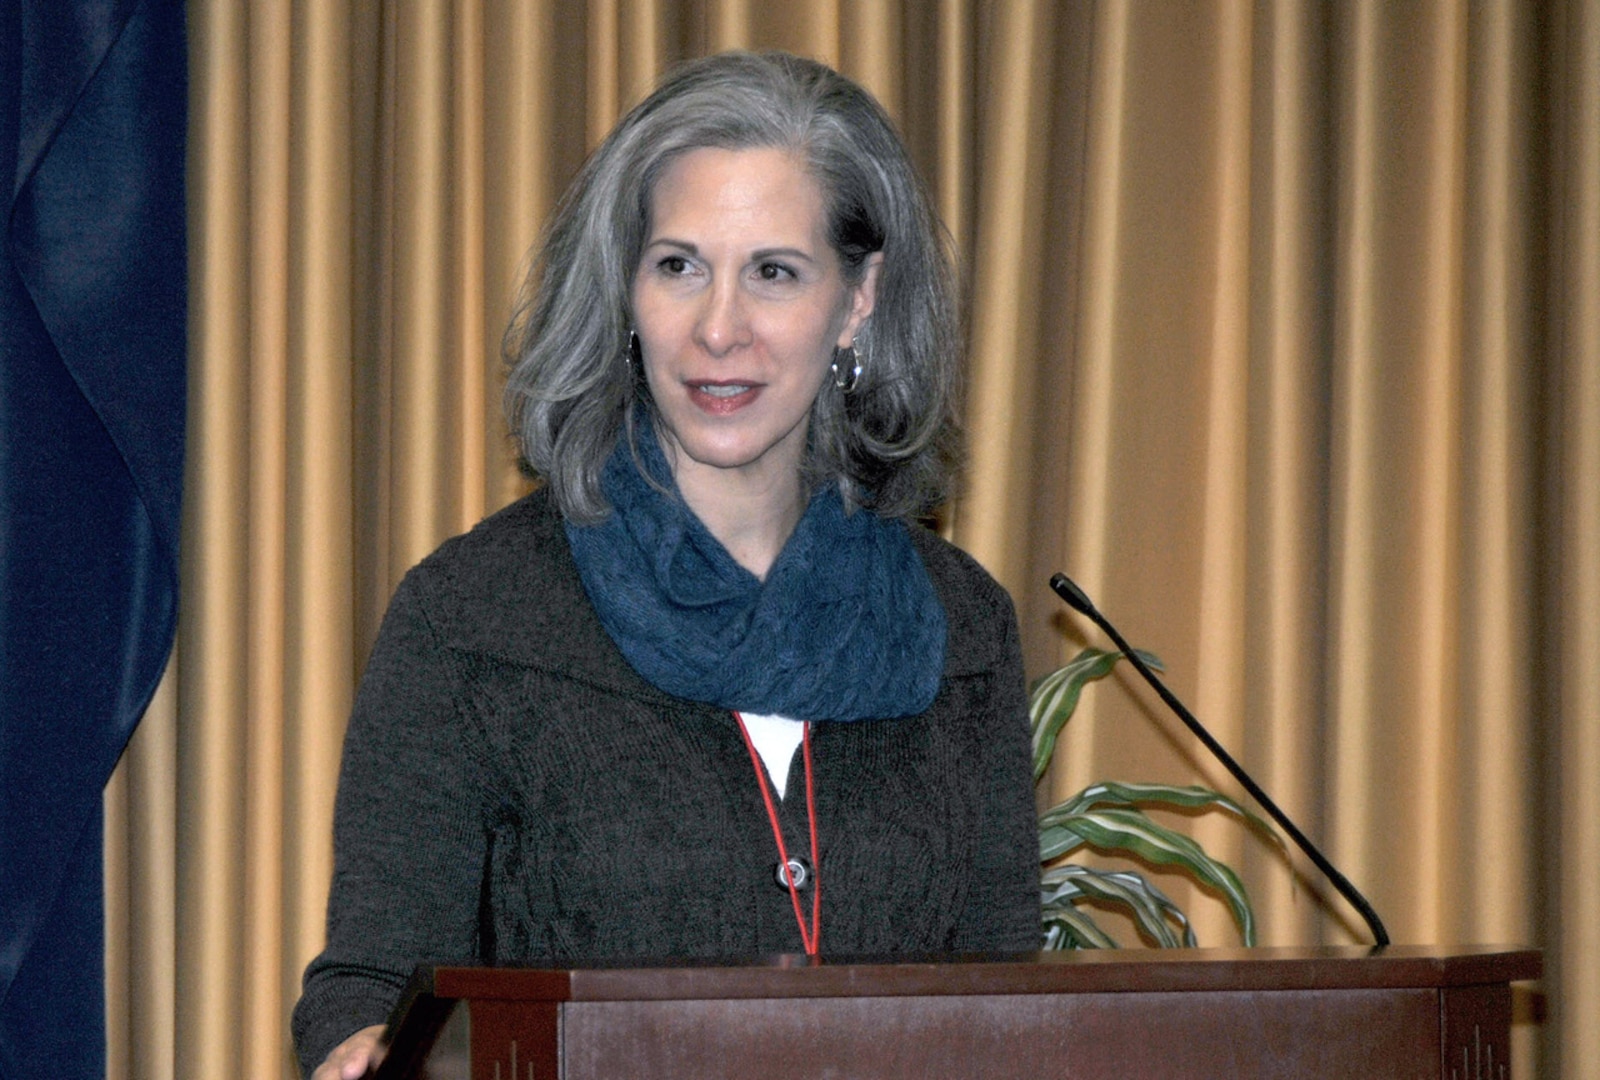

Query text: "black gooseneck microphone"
[1050, 572, 1391, 948]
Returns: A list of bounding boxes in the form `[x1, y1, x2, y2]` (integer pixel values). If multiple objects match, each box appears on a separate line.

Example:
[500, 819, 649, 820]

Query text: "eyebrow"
[644, 238, 699, 256]
[642, 238, 821, 265]
[752, 246, 819, 265]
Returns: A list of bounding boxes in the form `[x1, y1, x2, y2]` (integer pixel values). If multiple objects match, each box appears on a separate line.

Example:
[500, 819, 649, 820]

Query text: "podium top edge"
[423, 944, 1541, 1002]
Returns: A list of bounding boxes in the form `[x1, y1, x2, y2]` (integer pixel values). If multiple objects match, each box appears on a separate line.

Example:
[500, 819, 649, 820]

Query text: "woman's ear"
[838, 253, 884, 347]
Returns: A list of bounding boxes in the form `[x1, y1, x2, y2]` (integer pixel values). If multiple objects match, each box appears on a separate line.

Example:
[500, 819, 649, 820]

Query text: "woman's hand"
[312, 1025, 387, 1080]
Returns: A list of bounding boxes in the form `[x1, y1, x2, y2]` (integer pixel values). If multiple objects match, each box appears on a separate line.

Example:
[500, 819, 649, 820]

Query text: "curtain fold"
[105, 2, 1599, 1075]
[1242, 0, 1328, 948]
[1553, 0, 1600, 1066]
[1457, 0, 1534, 948]
[957, 0, 1051, 582]
[104, 665, 178, 1080]
[172, 1, 249, 1076]
[1045, 0, 1126, 801]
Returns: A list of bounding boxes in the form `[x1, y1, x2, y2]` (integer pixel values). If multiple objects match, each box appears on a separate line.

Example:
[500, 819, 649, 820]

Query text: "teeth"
[698, 384, 751, 397]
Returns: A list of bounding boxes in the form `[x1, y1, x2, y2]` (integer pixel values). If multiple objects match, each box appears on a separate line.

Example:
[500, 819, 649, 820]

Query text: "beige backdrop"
[103, 2, 1600, 1077]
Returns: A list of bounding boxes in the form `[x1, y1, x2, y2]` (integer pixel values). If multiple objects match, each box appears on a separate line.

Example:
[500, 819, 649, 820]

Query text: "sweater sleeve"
[291, 569, 489, 1077]
[950, 592, 1041, 953]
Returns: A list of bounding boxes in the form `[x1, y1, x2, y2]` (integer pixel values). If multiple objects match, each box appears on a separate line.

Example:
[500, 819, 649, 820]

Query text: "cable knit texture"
[564, 427, 947, 721]
[291, 489, 1038, 1077]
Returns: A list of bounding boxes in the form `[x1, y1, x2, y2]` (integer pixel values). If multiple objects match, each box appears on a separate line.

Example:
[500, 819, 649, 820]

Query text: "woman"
[294, 51, 1038, 1079]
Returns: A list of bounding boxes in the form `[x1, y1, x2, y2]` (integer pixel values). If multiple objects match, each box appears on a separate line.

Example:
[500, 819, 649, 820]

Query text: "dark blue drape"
[1, 0, 185, 1074]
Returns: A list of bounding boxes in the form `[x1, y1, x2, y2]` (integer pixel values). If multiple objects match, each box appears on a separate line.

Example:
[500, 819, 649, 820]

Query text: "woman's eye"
[658, 255, 691, 275]
[755, 262, 795, 282]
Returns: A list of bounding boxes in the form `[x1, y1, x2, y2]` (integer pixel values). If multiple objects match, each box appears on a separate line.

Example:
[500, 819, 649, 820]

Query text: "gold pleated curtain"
[101, 2, 1599, 1077]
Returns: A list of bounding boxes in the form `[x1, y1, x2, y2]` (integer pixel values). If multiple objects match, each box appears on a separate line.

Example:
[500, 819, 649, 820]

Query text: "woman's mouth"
[686, 381, 762, 413]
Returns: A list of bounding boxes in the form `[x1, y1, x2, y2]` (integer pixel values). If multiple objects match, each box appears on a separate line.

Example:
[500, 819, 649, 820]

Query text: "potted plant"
[1031, 647, 1277, 949]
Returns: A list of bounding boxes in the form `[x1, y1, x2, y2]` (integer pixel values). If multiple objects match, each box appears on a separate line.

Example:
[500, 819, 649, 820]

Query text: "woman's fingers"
[311, 1024, 387, 1080]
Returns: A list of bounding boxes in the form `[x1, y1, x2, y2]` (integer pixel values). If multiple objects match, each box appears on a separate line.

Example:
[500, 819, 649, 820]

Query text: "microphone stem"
[1050, 574, 1390, 947]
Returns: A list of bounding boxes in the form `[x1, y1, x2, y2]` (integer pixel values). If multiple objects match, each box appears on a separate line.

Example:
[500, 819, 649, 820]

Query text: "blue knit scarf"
[563, 428, 947, 722]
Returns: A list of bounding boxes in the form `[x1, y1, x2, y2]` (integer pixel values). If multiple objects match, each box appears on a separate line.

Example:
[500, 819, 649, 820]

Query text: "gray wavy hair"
[503, 50, 961, 523]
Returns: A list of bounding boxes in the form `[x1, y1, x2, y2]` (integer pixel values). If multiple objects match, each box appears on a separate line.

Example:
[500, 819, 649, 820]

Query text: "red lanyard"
[733, 712, 821, 956]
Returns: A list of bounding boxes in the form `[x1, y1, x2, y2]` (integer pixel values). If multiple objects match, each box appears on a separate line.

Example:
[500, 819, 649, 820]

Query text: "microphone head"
[1049, 573, 1096, 617]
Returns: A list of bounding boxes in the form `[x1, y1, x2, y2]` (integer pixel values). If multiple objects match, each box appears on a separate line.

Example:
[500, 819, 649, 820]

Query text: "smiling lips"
[686, 379, 763, 414]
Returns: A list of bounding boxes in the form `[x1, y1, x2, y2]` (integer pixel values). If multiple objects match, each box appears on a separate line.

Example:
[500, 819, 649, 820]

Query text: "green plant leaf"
[1040, 903, 1118, 949]
[1042, 864, 1196, 948]
[1062, 807, 1258, 945]
[1038, 817, 1090, 863]
[1030, 648, 1119, 782]
[1029, 648, 1164, 783]
[1029, 644, 1269, 949]
[1042, 780, 1279, 847]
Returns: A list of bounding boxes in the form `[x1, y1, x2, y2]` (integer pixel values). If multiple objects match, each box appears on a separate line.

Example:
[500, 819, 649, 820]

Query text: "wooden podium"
[374, 945, 1539, 1079]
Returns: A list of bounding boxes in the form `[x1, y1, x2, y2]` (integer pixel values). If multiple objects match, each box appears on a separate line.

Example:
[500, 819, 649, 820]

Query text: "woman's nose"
[695, 282, 751, 356]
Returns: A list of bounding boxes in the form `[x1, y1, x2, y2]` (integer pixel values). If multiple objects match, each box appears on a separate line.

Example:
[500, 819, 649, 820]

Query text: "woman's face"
[632, 146, 880, 495]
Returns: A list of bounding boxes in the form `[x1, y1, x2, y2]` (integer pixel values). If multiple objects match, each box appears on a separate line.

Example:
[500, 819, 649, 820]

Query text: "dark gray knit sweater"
[292, 489, 1039, 1075]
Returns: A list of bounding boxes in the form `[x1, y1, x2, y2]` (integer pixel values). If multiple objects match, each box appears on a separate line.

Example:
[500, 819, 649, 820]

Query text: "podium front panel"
[554, 988, 1440, 1079]
[379, 947, 1539, 1080]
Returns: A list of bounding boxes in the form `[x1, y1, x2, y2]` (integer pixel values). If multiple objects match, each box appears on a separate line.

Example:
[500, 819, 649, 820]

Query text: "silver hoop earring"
[624, 329, 641, 369]
[831, 341, 861, 393]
